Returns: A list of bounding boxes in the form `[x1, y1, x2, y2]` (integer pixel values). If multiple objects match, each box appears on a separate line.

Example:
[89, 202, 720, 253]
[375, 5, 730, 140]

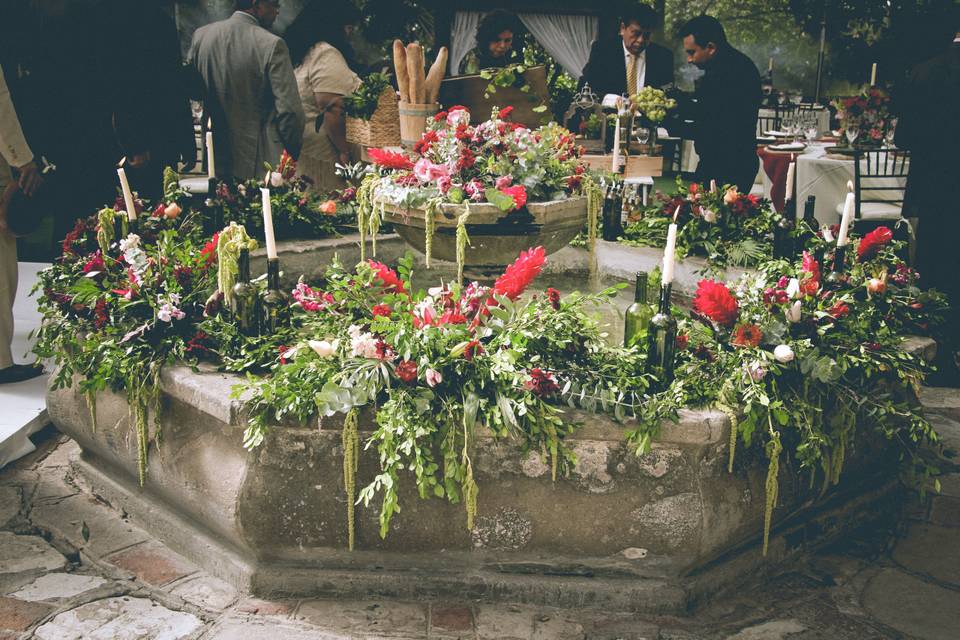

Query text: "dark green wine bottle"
[773, 196, 796, 259]
[231, 248, 260, 337]
[624, 271, 653, 348]
[646, 282, 677, 390]
[260, 258, 290, 334]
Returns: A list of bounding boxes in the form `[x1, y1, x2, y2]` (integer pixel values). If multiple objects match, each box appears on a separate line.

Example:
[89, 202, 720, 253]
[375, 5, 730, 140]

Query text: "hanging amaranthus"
[461, 420, 478, 531]
[455, 204, 471, 286]
[762, 425, 782, 556]
[424, 198, 442, 268]
[216, 223, 257, 307]
[96, 208, 117, 256]
[583, 175, 602, 248]
[342, 408, 360, 550]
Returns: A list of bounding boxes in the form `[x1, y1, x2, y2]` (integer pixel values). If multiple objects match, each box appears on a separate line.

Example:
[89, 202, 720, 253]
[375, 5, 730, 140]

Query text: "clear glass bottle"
[646, 282, 677, 390]
[260, 258, 290, 334]
[624, 271, 653, 348]
[231, 248, 260, 336]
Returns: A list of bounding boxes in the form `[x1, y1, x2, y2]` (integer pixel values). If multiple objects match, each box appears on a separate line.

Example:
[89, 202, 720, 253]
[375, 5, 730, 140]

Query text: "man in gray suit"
[189, 0, 305, 180]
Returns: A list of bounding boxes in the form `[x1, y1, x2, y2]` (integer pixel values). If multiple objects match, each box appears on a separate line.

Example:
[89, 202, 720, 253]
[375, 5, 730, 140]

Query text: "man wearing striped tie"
[578, 5, 674, 99]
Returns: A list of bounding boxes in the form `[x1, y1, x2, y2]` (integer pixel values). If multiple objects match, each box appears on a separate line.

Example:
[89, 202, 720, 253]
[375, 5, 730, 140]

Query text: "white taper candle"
[261, 187, 277, 260]
[117, 164, 137, 222]
[837, 190, 855, 247]
[870, 63, 877, 86]
[662, 222, 678, 285]
[206, 131, 215, 179]
[785, 160, 795, 203]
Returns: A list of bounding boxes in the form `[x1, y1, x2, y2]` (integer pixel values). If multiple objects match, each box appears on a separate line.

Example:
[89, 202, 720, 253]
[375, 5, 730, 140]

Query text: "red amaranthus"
[368, 148, 414, 171]
[494, 246, 545, 300]
[693, 279, 739, 327]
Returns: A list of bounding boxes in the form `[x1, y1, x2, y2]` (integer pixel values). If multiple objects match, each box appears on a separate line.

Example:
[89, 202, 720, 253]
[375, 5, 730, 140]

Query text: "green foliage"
[343, 72, 393, 121]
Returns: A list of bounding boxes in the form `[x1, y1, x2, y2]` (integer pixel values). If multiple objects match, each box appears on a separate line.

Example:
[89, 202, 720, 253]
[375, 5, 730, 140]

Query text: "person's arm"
[315, 93, 350, 165]
[0, 63, 40, 196]
[268, 40, 306, 161]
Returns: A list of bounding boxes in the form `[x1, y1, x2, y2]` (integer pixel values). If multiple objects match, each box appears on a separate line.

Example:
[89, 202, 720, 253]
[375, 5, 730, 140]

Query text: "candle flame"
[118, 156, 126, 167]
[207, 118, 212, 129]
[846, 180, 854, 192]
[673, 205, 681, 223]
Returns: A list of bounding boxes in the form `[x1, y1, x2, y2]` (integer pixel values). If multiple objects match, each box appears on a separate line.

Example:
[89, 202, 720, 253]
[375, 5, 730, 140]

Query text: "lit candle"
[261, 186, 277, 260]
[710, 179, 717, 194]
[785, 160, 795, 203]
[870, 63, 877, 86]
[662, 207, 679, 285]
[117, 161, 137, 222]
[768, 57, 773, 73]
[611, 102, 622, 173]
[837, 182, 855, 247]
[206, 124, 215, 180]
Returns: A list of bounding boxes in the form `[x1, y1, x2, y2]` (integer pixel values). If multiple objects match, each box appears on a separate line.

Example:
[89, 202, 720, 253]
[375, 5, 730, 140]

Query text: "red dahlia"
[692, 279, 739, 327]
[731, 323, 763, 348]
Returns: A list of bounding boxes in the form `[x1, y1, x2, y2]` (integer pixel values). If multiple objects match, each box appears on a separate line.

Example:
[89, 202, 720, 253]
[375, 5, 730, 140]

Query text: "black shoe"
[0, 363, 45, 384]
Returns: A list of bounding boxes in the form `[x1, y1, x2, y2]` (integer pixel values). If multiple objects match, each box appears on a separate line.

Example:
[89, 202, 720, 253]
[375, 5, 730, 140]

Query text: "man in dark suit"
[679, 15, 761, 193]
[895, 23, 960, 369]
[579, 4, 674, 97]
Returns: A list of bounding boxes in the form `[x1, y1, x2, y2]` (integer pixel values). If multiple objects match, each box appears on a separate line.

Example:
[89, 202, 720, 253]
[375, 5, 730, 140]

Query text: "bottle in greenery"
[645, 281, 677, 390]
[624, 271, 653, 348]
[231, 248, 260, 337]
[602, 181, 624, 241]
[824, 243, 848, 289]
[260, 258, 290, 334]
[772, 194, 796, 259]
[795, 195, 817, 252]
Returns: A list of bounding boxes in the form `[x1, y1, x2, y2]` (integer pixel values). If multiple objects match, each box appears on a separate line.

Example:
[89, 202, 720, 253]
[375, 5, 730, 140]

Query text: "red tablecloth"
[756, 147, 796, 213]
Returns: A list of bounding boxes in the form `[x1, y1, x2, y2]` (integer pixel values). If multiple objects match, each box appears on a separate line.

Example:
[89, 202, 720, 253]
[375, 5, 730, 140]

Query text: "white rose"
[308, 339, 339, 358]
[702, 208, 717, 223]
[785, 300, 802, 323]
[785, 278, 800, 299]
[270, 171, 283, 188]
[774, 344, 795, 363]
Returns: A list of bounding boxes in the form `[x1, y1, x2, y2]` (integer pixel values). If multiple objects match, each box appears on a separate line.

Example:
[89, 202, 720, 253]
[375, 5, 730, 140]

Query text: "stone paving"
[1, 386, 959, 639]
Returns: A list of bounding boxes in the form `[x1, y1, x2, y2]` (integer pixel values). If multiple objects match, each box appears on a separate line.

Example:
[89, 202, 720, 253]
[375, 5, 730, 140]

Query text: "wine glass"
[635, 126, 652, 146]
[845, 126, 860, 148]
[884, 118, 898, 148]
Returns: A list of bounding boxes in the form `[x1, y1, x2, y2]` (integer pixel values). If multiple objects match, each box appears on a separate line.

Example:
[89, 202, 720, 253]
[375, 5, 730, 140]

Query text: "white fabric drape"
[449, 11, 482, 76]
[518, 13, 598, 79]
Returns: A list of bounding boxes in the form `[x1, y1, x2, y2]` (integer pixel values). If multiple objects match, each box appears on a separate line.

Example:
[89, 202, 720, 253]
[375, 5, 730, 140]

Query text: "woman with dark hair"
[284, 0, 361, 192]
[459, 9, 524, 75]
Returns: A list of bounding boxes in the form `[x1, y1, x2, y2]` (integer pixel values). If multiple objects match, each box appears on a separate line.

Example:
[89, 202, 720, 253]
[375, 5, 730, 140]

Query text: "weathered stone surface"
[430, 605, 473, 634]
[725, 619, 806, 639]
[862, 569, 960, 640]
[531, 612, 585, 640]
[294, 599, 428, 636]
[928, 495, 960, 528]
[929, 414, 960, 456]
[234, 598, 296, 617]
[892, 523, 960, 586]
[33, 596, 202, 639]
[902, 336, 937, 362]
[472, 508, 534, 550]
[939, 473, 960, 498]
[0, 487, 20, 529]
[207, 615, 349, 640]
[106, 542, 197, 587]
[630, 493, 702, 551]
[29, 493, 150, 558]
[9, 573, 108, 602]
[0, 595, 54, 631]
[168, 575, 238, 611]
[475, 606, 535, 640]
[0, 533, 67, 577]
[921, 386, 960, 421]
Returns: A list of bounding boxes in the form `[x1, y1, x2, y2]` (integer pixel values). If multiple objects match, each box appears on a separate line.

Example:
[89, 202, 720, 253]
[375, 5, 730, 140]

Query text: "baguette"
[417, 46, 427, 103]
[425, 46, 447, 104]
[406, 43, 422, 105]
[393, 39, 409, 103]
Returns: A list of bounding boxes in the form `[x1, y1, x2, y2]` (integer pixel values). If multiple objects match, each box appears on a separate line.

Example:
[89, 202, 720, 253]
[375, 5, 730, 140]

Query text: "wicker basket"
[345, 89, 401, 147]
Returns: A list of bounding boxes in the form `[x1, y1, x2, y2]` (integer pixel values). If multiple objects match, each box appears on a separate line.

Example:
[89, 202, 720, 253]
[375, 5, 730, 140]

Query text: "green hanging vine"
[423, 197, 442, 268]
[216, 223, 257, 307]
[85, 390, 97, 433]
[582, 175, 602, 248]
[355, 174, 383, 262]
[762, 419, 782, 557]
[342, 408, 360, 550]
[717, 402, 739, 473]
[96, 208, 117, 256]
[455, 204, 471, 286]
[461, 419, 478, 531]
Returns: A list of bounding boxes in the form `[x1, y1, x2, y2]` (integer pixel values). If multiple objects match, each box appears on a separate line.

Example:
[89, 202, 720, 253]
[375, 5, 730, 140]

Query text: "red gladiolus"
[200, 233, 219, 266]
[857, 226, 893, 261]
[499, 106, 514, 119]
[368, 260, 407, 294]
[692, 279, 739, 327]
[463, 339, 484, 361]
[731, 323, 763, 348]
[676, 333, 689, 350]
[524, 368, 560, 397]
[494, 246, 545, 300]
[500, 185, 527, 210]
[367, 148, 414, 170]
[801, 251, 820, 283]
[395, 360, 418, 383]
[546, 287, 561, 310]
[372, 304, 392, 317]
[152, 203, 166, 218]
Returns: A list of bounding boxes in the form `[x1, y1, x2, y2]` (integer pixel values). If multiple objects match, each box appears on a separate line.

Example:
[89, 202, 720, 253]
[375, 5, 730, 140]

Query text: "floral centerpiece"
[832, 87, 891, 147]
[621, 180, 777, 270]
[356, 106, 599, 274]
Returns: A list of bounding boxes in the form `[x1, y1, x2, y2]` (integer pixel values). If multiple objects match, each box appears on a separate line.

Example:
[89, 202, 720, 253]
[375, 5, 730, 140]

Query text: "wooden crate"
[437, 66, 549, 128]
[580, 154, 663, 177]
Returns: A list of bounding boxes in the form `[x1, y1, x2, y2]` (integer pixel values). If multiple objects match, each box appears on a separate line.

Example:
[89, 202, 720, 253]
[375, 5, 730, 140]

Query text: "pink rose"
[495, 175, 513, 190]
[723, 188, 738, 205]
[413, 158, 450, 184]
[425, 368, 442, 387]
[436, 175, 452, 194]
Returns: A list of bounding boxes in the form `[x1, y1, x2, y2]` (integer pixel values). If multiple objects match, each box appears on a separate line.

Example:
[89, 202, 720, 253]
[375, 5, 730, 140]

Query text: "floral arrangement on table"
[628, 86, 676, 125]
[631, 226, 947, 554]
[621, 180, 777, 270]
[831, 87, 891, 147]
[355, 105, 600, 270]
[210, 153, 355, 241]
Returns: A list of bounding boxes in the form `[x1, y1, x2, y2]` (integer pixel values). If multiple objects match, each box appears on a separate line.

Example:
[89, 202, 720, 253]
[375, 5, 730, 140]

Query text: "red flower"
[186, 331, 212, 356]
[499, 106, 514, 119]
[801, 251, 820, 286]
[731, 323, 763, 348]
[61, 220, 86, 256]
[692, 279, 739, 327]
[278, 345, 291, 365]
[433, 110, 447, 122]
[200, 233, 219, 266]
[546, 287, 560, 310]
[676, 333, 689, 350]
[372, 304, 392, 317]
[438, 308, 467, 325]
[93, 298, 109, 329]
[494, 246, 545, 300]
[524, 368, 560, 397]
[173, 265, 193, 289]
[463, 339, 484, 361]
[394, 359, 418, 383]
[413, 130, 439, 155]
[500, 185, 527, 210]
[367, 148, 414, 170]
[368, 260, 407, 294]
[152, 203, 166, 218]
[375, 339, 395, 361]
[857, 226, 893, 261]
[828, 301, 850, 319]
[82, 251, 106, 275]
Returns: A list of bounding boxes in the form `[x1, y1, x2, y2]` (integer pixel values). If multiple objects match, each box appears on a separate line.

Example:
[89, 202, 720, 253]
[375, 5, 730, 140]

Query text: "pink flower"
[425, 368, 442, 387]
[446, 106, 471, 127]
[436, 175, 452, 193]
[413, 158, 450, 184]
[495, 175, 513, 190]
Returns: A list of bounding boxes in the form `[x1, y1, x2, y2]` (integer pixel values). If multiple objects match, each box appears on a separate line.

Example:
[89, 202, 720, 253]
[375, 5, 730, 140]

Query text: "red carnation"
[367, 148, 414, 171]
[372, 304, 392, 317]
[500, 185, 527, 210]
[524, 368, 560, 397]
[394, 359, 418, 383]
[546, 287, 560, 310]
[857, 226, 893, 261]
[494, 246, 545, 300]
[368, 260, 407, 294]
[499, 106, 514, 119]
[731, 323, 763, 348]
[828, 301, 850, 319]
[692, 279, 739, 327]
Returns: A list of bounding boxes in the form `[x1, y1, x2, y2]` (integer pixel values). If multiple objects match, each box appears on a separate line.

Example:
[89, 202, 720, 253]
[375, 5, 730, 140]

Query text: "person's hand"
[16, 161, 42, 197]
[0, 182, 17, 232]
[338, 150, 351, 166]
[127, 152, 151, 168]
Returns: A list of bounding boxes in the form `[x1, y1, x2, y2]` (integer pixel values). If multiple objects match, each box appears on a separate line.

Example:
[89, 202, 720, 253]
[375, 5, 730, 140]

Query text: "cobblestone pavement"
[1, 387, 958, 639]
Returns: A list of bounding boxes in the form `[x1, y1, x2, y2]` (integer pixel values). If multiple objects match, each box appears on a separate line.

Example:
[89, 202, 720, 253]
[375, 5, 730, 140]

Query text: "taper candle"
[837, 184, 855, 247]
[261, 187, 277, 260]
[870, 63, 877, 86]
[785, 160, 795, 203]
[206, 130, 215, 179]
[611, 102, 622, 173]
[117, 162, 137, 222]
[662, 206, 679, 284]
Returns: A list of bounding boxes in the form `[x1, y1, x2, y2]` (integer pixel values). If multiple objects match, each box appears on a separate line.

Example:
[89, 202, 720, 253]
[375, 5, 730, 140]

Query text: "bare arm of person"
[315, 92, 350, 166]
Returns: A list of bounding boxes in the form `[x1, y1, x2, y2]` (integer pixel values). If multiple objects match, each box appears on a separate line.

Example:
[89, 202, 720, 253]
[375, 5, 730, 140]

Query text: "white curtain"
[519, 13, 598, 79]
[449, 11, 482, 76]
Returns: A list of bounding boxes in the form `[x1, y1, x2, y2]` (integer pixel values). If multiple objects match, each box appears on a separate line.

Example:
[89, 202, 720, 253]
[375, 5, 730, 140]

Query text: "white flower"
[308, 339, 339, 358]
[347, 324, 362, 339]
[702, 208, 717, 223]
[119, 233, 141, 253]
[428, 285, 445, 297]
[746, 360, 766, 382]
[785, 300, 802, 323]
[350, 330, 379, 359]
[269, 171, 283, 187]
[238, 184, 247, 197]
[774, 344, 795, 363]
[821, 225, 835, 243]
[785, 278, 800, 299]
[425, 368, 442, 387]
[157, 296, 185, 323]
[157, 305, 172, 323]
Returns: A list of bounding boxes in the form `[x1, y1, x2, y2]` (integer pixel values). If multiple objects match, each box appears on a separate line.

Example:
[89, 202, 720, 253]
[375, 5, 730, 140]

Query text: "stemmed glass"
[635, 126, 652, 146]
[884, 118, 898, 148]
[844, 126, 860, 148]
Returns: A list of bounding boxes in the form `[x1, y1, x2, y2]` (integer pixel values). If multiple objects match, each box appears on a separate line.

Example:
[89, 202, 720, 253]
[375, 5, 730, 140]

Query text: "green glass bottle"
[624, 271, 653, 348]
[231, 248, 260, 337]
[260, 258, 290, 334]
[646, 282, 677, 390]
